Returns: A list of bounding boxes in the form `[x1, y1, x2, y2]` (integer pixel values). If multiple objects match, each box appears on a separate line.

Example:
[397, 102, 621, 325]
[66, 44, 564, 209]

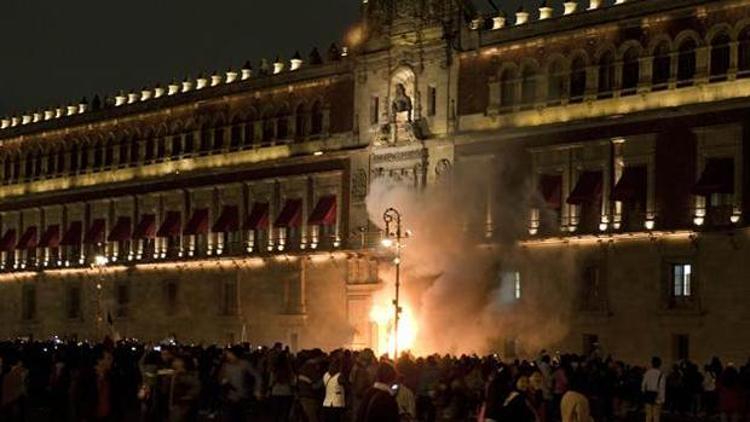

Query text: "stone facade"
[1, 0, 750, 363]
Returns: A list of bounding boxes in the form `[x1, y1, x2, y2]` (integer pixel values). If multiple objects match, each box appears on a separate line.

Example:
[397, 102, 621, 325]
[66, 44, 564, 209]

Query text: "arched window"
[79, 144, 89, 170]
[156, 137, 166, 159]
[739, 27, 750, 77]
[171, 134, 183, 158]
[119, 138, 129, 166]
[104, 141, 113, 168]
[33, 150, 42, 178]
[69, 145, 79, 173]
[500, 68, 517, 111]
[621, 47, 640, 95]
[276, 106, 290, 141]
[710, 32, 731, 81]
[56, 148, 65, 175]
[547, 59, 566, 105]
[24, 152, 34, 180]
[200, 123, 212, 153]
[46, 151, 56, 176]
[263, 112, 275, 144]
[677, 39, 697, 87]
[520, 65, 538, 108]
[144, 137, 155, 162]
[310, 101, 323, 136]
[230, 117, 242, 150]
[184, 131, 195, 154]
[569, 57, 586, 103]
[597, 51, 615, 98]
[12, 155, 20, 181]
[213, 124, 225, 151]
[295, 104, 307, 141]
[652, 41, 671, 90]
[3, 157, 11, 182]
[245, 119, 256, 147]
[130, 137, 140, 166]
[93, 141, 103, 170]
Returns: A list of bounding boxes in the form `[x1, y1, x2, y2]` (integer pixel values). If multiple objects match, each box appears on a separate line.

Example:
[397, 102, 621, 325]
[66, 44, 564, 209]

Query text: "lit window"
[513, 271, 521, 299]
[672, 264, 692, 297]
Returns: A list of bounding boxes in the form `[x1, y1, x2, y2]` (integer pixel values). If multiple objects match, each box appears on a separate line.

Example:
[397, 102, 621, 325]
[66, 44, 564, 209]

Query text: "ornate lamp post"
[382, 207, 404, 358]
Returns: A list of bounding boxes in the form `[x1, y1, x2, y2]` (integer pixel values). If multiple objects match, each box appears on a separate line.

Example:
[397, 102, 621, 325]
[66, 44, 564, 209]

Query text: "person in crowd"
[322, 355, 346, 422]
[528, 370, 547, 422]
[561, 373, 592, 422]
[269, 351, 296, 422]
[296, 356, 323, 422]
[717, 365, 742, 422]
[168, 355, 201, 422]
[218, 346, 256, 422]
[641, 356, 665, 422]
[500, 373, 538, 422]
[0, 353, 27, 421]
[355, 361, 400, 422]
[394, 374, 416, 421]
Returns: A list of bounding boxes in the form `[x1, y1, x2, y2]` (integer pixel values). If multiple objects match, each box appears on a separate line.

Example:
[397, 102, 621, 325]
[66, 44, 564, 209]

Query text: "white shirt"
[641, 368, 666, 404]
[323, 372, 345, 408]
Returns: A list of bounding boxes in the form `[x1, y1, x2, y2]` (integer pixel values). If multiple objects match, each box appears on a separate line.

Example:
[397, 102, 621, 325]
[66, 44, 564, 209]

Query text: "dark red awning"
[308, 196, 337, 225]
[184, 209, 209, 235]
[107, 217, 132, 242]
[274, 199, 302, 228]
[39, 225, 61, 249]
[157, 211, 182, 238]
[567, 171, 602, 205]
[245, 203, 269, 230]
[0, 229, 17, 252]
[212, 205, 240, 232]
[84, 219, 106, 245]
[16, 226, 38, 250]
[538, 174, 562, 209]
[133, 214, 156, 239]
[612, 166, 647, 202]
[692, 158, 734, 196]
[60, 222, 82, 246]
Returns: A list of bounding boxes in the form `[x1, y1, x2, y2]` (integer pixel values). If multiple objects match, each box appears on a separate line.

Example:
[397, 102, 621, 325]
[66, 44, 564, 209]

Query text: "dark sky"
[0, 0, 538, 116]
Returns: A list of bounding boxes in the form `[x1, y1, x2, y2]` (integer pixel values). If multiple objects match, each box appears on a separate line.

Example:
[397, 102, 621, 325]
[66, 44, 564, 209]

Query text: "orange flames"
[369, 301, 419, 358]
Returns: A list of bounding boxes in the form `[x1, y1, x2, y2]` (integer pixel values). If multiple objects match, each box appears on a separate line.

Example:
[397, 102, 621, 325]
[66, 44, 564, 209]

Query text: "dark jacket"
[355, 386, 399, 422]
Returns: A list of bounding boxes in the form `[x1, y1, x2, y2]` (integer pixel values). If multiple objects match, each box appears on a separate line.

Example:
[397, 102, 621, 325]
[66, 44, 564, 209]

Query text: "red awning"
[274, 199, 302, 228]
[84, 219, 106, 245]
[184, 209, 209, 235]
[538, 174, 562, 209]
[692, 158, 734, 196]
[39, 225, 61, 248]
[612, 166, 647, 202]
[61, 222, 82, 246]
[245, 203, 270, 230]
[567, 171, 602, 205]
[157, 211, 182, 237]
[16, 226, 38, 250]
[212, 205, 240, 232]
[133, 214, 156, 239]
[308, 196, 337, 225]
[107, 216, 132, 242]
[0, 229, 17, 252]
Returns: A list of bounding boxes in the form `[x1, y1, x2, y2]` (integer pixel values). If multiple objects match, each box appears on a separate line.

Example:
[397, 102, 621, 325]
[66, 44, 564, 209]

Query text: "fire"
[370, 302, 418, 358]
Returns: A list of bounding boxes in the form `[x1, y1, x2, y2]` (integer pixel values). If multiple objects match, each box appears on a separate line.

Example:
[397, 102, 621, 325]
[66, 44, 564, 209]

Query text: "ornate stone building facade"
[1, 0, 749, 363]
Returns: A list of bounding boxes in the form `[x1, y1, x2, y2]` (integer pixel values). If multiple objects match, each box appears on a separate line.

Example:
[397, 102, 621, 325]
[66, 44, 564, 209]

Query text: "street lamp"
[382, 207, 405, 359]
[92, 254, 108, 338]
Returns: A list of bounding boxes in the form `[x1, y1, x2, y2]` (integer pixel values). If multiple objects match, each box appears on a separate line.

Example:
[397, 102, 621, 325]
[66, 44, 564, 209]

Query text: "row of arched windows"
[0, 102, 327, 184]
[495, 27, 750, 111]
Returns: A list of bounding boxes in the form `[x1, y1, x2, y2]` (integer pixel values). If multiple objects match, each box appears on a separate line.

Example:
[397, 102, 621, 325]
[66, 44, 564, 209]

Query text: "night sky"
[0, 0, 552, 116]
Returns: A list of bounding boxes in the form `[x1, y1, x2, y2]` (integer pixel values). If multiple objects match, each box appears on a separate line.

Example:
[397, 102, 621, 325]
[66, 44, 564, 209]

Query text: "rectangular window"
[674, 334, 690, 361]
[222, 278, 238, 316]
[370, 96, 380, 126]
[513, 271, 521, 300]
[164, 280, 178, 316]
[115, 283, 130, 318]
[428, 86, 437, 116]
[672, 264, 692, 297]
[583, 334, 599, 356]
[581, 265, 604, 311]
[21, 284, 36, 321]
[66, 285, 81, 319]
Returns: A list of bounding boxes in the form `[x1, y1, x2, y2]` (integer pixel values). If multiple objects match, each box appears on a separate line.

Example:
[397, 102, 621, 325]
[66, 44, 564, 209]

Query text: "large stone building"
[1, 0, 750, 364]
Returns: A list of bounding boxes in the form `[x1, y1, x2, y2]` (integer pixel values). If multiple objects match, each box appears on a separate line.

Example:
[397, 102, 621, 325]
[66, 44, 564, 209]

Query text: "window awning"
[0, 229, 17, 252]
[308, 195, 337, 225]
[16, 226, 38, 250]
[567, 171, 603, 205]
[60, 222, 82, 246]
[538, 174, 562, 209]
[84, 218, 106, 245]
[212, 205, 240, 232]
[184, 208, 209, 235]
[274, 199, 303, 228]
[692, 158, 734, 196]
[107, 217, 132, 242]
[157, 211, 182, 238]
[39, 225, 61, 249]
[245, 203, 269, 230]
[133, 214, 156, 239]
[612, 166, 647, 202]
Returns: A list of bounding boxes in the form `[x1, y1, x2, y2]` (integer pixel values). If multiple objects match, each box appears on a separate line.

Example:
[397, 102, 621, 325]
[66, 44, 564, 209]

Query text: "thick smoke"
[366, 154, 576, 356]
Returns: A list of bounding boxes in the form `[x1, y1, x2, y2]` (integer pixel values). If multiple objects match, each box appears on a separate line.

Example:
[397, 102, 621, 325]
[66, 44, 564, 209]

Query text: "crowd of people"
[1, 338, 750, 422]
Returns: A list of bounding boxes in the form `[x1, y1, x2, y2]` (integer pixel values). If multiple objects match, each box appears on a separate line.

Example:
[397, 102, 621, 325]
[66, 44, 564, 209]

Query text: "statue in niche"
[391, 83, 413, 123]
